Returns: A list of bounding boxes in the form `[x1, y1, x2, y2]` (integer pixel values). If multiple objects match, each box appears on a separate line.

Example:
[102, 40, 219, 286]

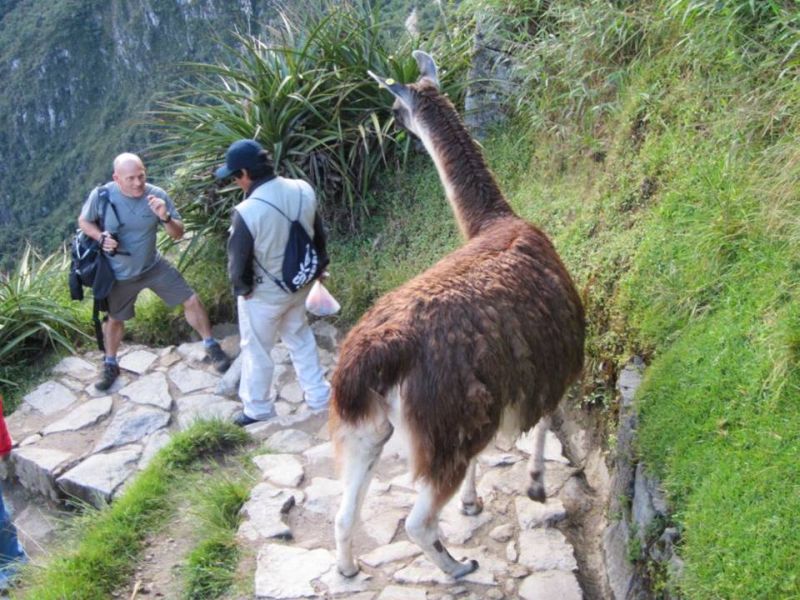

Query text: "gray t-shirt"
[80, 182, 180, 280]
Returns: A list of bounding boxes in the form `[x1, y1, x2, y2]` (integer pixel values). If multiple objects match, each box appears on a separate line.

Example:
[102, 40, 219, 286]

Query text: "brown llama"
[330, 50, 585, 579]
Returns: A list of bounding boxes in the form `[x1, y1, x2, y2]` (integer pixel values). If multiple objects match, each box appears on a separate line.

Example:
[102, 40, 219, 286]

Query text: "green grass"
[182, 474, 250, 599]
[17, 420, 249, 599]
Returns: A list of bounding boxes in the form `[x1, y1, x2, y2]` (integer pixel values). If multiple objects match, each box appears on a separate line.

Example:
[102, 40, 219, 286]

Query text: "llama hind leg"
[334, 415, 393, 577]
[527, 416, 549, 502]
[459, 458, 483, 515]
[406, 483, 479, 578]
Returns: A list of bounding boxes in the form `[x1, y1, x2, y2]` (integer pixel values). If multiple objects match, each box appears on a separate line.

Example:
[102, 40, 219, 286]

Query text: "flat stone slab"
[119, 372, 173, 410]
[518, 570, 583, 600]
[168, 363, 219, 394]
[265, 429, 314, 454]
[57, 446, 142, 507]
[361, 541, 422, 568]
[23, 381, 77, 416]
[11, 446, 73, 501]
[42, 396, 113, 435]
[175, 394, 240, 430]
[303, 477, 342, 518]
[51, 356, 96, 381]
[517, 528, 578, 572]
[238, 483, 302, 542]
[118, 349, 158, 375]
[440, 497, 494, 544]
[94, 404, 170, 452]
[255, 544, 333, 598]
[516, 429, 570, 464]
[377, 586, 427, 600]
[253, 454, 305, 488]
[516, 497, 567, 529]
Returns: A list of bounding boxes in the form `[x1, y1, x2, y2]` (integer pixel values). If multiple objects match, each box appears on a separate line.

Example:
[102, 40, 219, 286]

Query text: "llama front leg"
[459, 458, 483, 515]
[334, 417, 393, 577]
[527, 416, 549, 502]
[406, 483, 479, 578]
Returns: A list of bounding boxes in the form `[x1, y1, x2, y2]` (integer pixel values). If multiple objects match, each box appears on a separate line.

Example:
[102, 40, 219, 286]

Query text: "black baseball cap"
[214, 139, 264, 179]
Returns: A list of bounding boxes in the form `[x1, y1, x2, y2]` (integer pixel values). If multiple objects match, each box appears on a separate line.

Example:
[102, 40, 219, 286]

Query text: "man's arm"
[147, 194, 184, 241]
[228, 211, 255, 298]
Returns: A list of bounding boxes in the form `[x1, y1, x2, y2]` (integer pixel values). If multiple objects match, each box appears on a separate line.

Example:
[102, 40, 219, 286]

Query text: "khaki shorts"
[108, 258, 194, 321]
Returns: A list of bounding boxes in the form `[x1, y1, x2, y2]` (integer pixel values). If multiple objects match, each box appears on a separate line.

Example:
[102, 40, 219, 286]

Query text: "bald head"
[113, 153, 147, 197]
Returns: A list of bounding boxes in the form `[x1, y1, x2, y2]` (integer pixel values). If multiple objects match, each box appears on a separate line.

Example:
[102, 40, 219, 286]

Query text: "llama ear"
[412, 50, 439, 88]
[367, 70, 414, 108]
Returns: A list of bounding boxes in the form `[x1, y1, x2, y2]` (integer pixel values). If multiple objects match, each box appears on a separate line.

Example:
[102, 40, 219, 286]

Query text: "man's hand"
[100, 231, 119, 253]
[147, 195, 168, 220]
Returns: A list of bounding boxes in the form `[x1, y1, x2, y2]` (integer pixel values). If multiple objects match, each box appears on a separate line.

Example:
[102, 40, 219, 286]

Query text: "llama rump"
[330, 50, 585, 579]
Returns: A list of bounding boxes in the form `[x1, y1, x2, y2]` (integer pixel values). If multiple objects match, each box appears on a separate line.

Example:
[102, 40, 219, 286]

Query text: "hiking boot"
[232, 412, 259, 427]
[205, 342, 231, 373]
[95, 362, 120, 391]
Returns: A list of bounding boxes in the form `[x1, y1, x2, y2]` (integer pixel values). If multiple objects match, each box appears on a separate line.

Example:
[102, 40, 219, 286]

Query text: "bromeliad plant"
[153, 0, 471, 263]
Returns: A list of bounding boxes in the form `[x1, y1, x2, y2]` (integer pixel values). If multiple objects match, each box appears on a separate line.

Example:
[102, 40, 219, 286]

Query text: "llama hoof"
[337, 562, 360, 578]
[527, 483, 546, 503]
[452, 558, 480, 579]
[460, 497, 484, 516]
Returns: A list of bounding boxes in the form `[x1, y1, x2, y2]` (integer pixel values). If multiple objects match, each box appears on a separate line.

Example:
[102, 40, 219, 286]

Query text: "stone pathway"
[2, 321, 587, 599]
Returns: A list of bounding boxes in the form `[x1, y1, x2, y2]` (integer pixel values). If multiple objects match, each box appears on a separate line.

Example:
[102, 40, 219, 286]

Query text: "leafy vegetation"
[17, 420, 249, 599]
[154, 0, 471, 261]
[0, 245, 88, 398]
[182, 475, 250, 599]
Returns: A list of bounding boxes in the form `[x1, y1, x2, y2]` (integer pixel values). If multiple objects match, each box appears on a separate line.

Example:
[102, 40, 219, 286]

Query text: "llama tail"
[331, 328, 413, 424]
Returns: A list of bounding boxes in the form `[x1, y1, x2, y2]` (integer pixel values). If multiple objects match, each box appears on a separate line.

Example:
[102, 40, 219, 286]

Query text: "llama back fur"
[332, 217, 584, 493]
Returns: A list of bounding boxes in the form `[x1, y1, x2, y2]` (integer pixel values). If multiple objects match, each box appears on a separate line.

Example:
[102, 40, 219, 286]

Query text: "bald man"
[78, 153, 231, 391]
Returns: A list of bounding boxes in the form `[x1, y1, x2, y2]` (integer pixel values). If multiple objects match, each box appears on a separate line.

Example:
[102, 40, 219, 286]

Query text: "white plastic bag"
[305, 280, 341, 317]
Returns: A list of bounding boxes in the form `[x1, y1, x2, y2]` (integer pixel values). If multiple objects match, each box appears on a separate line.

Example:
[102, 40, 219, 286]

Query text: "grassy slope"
[325, 51, 799, 599]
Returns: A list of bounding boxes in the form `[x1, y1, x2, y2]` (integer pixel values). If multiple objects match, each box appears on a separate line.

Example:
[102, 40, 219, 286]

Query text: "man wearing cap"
[217, 139, 331, 426]
[78, 152, 232, 391]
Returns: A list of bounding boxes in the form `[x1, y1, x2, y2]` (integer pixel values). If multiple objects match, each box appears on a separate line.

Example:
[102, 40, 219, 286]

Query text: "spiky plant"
[152, 0, 471, 263]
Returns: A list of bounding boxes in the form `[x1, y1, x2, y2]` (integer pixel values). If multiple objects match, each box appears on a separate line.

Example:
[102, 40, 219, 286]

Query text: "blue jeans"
[0, 485, 26, 587]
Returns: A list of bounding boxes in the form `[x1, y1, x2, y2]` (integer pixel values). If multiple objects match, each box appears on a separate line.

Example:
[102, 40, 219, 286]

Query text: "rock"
[11, 446, 73, 501]
[118, 349, 158, 375]
[378, 586, 426, 600]
[489, 523, 514, 543]
[515, 497, 567, 529]
[23, 381, 77, 416]
[361, 487, 415, 545]
[253, 453, 304, 488]
[20, 434, 42, 447]
[94, 404, 170, 452]
[214, 354, 242, 397]
[168, 363, 219, 394]
[175, 394, 240, 430]
[518, 570, 582, 600]
[254, 544, 332, 598]
[515, 430, 570, 464]
[51, 356, 96, 381]
[303, 477, 342, 518]
[271, 344, 291, 365]
[361, 541, 421, 568]
[318, 566, 371, 596]
[265, 429, 314, 454]
[507, 540, 518, 562]
[42, 396, 113, 435]
[279, 381, 304, 404]
[139, 430, 172, 470]
[517, 529, 578, 572]
[393, 549, 498, 586]
[176, 341, 207, 364]
[85, 374, 128, 397]
[479, 451, 522, 468]
[119, 372, 173, 410]
[57, 446, 142, 507]
[303, 442, 333, 466]
[311, 320, 338, 352]
[440, 497, 494, 544]
[238, 482, 301, 542]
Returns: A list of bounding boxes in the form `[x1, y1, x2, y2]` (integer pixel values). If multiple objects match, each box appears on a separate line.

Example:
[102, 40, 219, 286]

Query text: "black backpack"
[68, 186, 123, 350]
[252, 182, 328, 293]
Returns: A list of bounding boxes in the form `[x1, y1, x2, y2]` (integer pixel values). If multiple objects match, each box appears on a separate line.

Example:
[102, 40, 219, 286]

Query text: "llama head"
[368, 50, 443, 140]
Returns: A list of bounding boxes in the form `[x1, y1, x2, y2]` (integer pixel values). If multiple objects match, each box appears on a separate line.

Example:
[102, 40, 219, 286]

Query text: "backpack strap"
[247, 191, 295, 294]
[250, 196, 291, 222]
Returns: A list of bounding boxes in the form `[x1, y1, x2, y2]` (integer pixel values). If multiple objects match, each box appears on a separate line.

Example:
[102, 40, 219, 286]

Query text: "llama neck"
[418, 110, 512, 239]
